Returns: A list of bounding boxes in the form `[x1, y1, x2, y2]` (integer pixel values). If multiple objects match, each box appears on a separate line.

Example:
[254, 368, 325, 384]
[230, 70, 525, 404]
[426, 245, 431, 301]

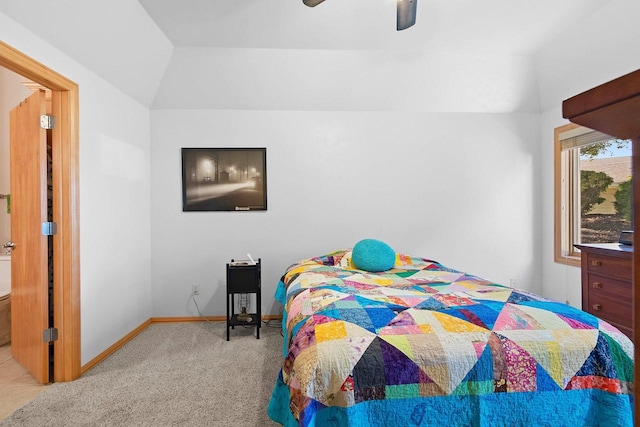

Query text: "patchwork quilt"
[267, 250, 634, 426]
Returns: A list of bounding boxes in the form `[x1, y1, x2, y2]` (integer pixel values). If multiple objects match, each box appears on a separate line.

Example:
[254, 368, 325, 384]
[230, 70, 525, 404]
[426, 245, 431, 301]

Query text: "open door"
[9, 89, 50, 384]
[0, 40, 81, 382]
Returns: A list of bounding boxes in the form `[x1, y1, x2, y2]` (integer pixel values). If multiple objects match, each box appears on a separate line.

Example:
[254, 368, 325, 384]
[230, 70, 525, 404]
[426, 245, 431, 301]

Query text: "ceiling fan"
[303, 0, 418, 31]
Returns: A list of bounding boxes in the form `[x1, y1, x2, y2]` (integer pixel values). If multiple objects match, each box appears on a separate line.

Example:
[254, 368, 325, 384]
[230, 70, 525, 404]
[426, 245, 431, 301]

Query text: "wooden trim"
[150, 315, 283, 323]
[0, 41, 81, 382]
[56, 86, 81, 382]
[150, 316, 226, 323]
[80, 319, 153, 375]
[80, 315, 283, 375]
[0, 41, 74, 91]
[553, 123, 581, 267]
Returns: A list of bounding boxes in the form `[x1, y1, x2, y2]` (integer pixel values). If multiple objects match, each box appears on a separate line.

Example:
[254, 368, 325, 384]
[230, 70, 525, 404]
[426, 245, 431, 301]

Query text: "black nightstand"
[226, 259, 261, 341]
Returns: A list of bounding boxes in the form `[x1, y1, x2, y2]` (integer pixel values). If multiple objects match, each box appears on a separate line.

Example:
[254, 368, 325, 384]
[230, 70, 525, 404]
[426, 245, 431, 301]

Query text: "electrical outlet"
[509, 278, 517, 287]
[192, 284, 200, 295]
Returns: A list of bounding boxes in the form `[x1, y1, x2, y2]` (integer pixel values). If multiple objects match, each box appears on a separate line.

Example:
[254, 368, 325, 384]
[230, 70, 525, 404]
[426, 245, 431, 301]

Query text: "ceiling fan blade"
[303, 0, 326, 7]
[397, 0, 417, 31]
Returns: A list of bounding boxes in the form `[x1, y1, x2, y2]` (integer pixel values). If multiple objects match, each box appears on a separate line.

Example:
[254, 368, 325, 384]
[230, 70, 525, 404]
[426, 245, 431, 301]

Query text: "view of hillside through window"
[579, 139, 632, 243]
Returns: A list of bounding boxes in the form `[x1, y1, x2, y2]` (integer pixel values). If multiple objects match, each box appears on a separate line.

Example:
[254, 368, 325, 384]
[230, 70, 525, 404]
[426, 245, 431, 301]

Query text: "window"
[554, 124, 632, 266]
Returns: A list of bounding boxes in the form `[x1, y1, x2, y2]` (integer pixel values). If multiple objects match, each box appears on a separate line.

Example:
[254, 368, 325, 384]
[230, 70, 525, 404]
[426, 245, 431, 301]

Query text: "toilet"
[0, 256, 10, 346]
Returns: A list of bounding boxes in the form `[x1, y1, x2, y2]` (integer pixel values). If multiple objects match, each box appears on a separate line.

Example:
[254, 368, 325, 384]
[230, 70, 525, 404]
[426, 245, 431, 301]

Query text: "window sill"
[554, 252, 581, 268]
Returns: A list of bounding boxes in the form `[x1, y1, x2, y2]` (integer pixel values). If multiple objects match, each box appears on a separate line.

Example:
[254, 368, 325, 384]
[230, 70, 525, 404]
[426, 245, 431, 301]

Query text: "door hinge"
[43, 327, 58, 343]
[42, 221, 57, 236]
[40, 114, 56, 130]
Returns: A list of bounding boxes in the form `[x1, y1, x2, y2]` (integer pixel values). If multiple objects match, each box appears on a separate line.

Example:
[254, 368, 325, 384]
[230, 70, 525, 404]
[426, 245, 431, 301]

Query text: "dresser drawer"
[587, 292, 632, 330]
[587, 274, 632, 301]
[584, 252, 632, 280]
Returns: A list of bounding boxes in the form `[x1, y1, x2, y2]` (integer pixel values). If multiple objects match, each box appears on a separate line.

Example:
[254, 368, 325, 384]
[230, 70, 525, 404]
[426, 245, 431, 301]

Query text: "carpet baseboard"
[80, 315, 283, 375]
[149, 316, 226, 323]
[81, 318, 153, 375]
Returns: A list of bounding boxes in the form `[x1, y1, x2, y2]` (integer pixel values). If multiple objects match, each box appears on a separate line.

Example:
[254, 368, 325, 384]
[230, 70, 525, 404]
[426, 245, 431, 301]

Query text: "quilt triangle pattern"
[278, 249, 634, 424]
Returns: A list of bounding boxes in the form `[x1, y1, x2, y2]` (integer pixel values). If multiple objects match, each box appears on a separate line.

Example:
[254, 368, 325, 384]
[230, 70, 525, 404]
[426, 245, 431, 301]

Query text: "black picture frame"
[181, 148, 267, 212]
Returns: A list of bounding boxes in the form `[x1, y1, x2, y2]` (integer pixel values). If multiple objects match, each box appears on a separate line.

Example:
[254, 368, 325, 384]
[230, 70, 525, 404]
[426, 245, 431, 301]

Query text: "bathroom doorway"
[0, 41, 80, 383]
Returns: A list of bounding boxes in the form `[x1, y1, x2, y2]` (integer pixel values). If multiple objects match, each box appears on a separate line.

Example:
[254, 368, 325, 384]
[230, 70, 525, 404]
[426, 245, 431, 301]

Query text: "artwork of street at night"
[181, 148, 267, 211]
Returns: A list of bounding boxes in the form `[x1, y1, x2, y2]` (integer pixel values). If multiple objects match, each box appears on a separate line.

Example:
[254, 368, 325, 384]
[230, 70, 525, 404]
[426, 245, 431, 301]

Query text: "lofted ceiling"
[138, 0, 611, 54]
[0, 0, 616, 108]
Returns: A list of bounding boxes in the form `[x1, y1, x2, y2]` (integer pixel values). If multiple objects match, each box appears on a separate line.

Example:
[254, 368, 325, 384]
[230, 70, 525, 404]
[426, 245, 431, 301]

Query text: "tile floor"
[0, 344, 48, 420]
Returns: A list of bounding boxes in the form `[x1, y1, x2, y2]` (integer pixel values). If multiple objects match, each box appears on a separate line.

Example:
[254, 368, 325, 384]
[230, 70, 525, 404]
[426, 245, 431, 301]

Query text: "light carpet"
[1, 321, 284, 426]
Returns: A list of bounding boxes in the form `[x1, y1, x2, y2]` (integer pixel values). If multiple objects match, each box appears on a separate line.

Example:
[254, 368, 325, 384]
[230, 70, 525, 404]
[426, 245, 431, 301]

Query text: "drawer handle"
[591, 260, 602, 267]
[592, 304, 602, 311]
[592, 282, 603, 289]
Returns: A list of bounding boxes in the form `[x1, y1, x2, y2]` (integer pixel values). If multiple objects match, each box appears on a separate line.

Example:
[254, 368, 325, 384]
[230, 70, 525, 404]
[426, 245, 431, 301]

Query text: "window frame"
[554, 123, 582, 267]
[554, 123, 632, 266]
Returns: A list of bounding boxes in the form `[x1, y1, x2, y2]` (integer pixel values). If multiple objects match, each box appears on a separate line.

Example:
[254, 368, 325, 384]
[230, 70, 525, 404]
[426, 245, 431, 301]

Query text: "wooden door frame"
[0, 40, 80, 382]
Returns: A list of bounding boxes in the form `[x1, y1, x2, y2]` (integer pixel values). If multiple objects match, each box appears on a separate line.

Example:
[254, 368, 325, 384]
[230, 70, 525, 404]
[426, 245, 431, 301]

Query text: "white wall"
[79, 82, 152, 363]
[0, 0, 173, 107]
[150, 110, 541, 317]
[539, 106, 583, 307]
[536, 0, 640, 112]
[154, 47, 540, 113]
[150, 38, 545, 318]
[0, 12, 154, 364]
[535, 0, 640, 307]
[0, 68, 31, 246]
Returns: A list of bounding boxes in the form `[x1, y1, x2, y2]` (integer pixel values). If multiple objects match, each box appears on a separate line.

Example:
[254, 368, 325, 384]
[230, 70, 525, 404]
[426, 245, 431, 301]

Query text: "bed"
[267, 244, 634, 426]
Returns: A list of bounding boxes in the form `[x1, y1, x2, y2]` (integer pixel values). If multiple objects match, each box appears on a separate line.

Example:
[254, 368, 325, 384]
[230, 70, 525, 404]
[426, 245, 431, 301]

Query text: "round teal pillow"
[352, 239, 396, 272]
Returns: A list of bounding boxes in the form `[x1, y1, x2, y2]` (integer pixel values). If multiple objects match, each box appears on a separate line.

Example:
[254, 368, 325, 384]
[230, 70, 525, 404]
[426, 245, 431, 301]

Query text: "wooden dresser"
[575, 243, 633, 339]
[563, 68, 640, 423]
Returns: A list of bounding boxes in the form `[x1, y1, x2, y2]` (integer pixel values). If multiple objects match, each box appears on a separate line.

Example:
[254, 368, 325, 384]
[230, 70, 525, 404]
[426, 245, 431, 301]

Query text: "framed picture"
[181, 148, 267, 211]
